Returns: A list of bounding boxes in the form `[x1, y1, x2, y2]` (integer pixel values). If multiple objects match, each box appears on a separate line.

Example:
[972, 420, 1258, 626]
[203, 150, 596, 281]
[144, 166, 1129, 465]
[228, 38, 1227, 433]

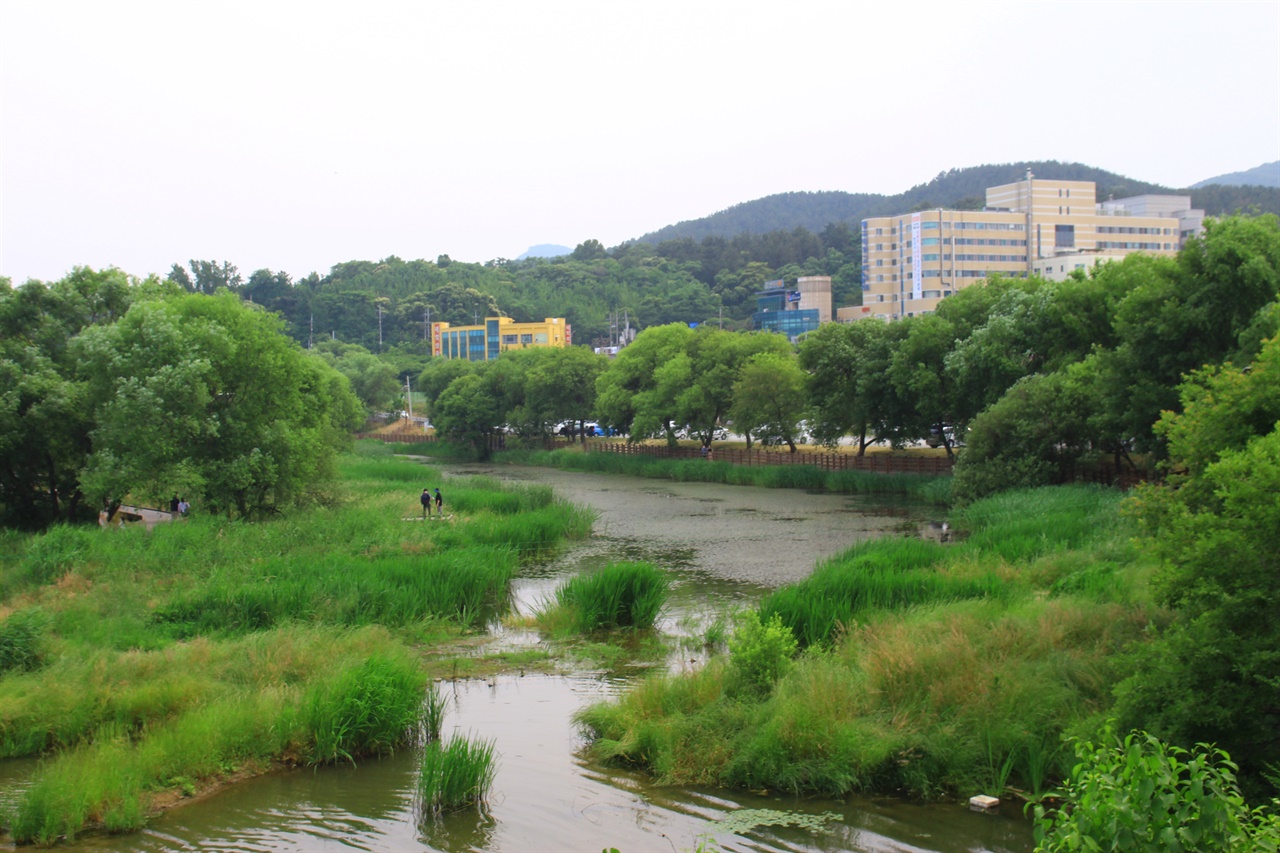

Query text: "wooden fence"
[358, 432, 1150, 487]
[580, 440, 955, 476]
[353, 433, 437, 443]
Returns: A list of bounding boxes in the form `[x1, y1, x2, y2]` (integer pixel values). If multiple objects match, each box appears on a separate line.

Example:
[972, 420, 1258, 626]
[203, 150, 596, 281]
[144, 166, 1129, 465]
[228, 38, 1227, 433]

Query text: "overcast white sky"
[2, 0, 1278, 284]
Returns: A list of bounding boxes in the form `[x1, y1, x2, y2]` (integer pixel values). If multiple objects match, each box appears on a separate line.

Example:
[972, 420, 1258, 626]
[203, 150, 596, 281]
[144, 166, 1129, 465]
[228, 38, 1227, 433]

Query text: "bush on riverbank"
[575, 484, 1160, 801]
[0, 448, 592, 842]
[493, 448, 952, 504]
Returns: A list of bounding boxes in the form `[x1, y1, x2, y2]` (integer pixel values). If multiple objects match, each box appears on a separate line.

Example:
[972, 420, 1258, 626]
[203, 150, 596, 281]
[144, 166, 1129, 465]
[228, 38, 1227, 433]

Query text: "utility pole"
[309, 313, 313, 349]
[422, 307, 432, 341]
[377, 304, 384, 350]
[405, 375, 414, 420]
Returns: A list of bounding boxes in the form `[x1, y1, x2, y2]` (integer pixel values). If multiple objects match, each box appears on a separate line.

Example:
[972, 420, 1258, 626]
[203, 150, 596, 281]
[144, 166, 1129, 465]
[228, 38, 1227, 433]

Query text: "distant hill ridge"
[518, 244, 572, 260]
[635, 161, 1280, 245]
[1192, 161, 1279, 189]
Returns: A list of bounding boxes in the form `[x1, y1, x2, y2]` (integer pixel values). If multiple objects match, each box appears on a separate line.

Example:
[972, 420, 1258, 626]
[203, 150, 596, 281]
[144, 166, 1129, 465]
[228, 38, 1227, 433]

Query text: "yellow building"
[860, 173, 1195, 319]
[431, 316, 570, 361]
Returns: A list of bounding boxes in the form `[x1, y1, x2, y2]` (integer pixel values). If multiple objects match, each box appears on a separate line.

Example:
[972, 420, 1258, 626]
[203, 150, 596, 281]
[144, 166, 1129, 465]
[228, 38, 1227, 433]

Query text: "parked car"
[676, 425, 729, 441]
[926, 424, 964, 448]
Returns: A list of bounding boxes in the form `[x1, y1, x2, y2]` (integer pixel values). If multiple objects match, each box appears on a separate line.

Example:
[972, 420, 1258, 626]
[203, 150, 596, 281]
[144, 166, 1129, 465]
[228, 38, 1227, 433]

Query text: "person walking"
[421, 488, 432, 519]
[434, 487, 443, 516]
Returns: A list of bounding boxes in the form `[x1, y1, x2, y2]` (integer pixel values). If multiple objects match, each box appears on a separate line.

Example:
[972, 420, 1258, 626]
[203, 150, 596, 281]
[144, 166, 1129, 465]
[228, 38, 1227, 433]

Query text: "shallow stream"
[14, 463, 1035, 852]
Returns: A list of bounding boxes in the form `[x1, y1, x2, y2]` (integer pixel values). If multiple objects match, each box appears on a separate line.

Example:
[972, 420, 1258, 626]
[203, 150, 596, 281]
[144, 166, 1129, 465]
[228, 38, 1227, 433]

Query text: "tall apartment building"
[431, 316, 569, 362]
[858, 174, 1201, 319]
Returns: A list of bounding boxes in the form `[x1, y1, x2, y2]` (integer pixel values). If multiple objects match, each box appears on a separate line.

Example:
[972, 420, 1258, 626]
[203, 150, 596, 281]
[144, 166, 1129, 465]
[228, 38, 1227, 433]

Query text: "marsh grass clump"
[301, 649, 428, 764]
[546, 562, 669, 634]
[422, 683, 448, 743]
[0, 607, 50, 673]
[417, 736, 497, 818]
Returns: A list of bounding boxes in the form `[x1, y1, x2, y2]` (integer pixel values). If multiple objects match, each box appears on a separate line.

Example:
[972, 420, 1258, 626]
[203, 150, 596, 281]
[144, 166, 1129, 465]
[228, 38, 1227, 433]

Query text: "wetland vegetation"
[0, 444, 593, 844]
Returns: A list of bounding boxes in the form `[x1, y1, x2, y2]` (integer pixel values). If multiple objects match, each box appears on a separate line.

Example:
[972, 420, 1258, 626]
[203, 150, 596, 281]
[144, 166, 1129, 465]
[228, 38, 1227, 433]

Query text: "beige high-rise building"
[857, 173, 1199, 319]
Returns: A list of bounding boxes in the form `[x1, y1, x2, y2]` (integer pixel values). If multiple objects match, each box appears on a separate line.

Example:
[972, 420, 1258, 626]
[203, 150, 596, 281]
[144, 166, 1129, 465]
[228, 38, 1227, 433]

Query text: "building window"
[1055, 224, 1075, 249]
[520, 334, 533, 344]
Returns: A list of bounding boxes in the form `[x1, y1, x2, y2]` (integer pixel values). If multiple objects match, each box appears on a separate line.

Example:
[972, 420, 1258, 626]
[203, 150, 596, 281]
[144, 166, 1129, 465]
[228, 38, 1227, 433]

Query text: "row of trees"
[0, 270, 363, 529]
[421, 216, 1280, 502]
[159, 222, 864, 355]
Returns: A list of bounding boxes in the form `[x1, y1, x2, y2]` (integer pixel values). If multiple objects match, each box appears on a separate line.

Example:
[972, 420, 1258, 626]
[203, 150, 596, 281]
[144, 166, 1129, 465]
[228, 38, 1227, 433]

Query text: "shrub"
[726, 611, 798, 699]
[1033, 725, 1280, 852]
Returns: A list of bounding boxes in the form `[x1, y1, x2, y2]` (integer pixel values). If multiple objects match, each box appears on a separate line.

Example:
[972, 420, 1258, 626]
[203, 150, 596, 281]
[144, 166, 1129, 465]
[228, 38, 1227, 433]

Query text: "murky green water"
[7, 463, 1034, 852]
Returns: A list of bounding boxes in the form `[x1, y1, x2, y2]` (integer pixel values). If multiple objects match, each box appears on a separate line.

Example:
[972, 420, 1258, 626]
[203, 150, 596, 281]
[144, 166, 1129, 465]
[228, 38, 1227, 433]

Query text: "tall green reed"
[417, 736, 498, 818]
[550, 562, 669, 633]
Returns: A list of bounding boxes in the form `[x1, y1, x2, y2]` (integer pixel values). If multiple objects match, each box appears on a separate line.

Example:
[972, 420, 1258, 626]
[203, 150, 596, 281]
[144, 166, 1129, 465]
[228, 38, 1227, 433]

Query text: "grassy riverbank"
[493, 446, 952, 504]
[0, 444, 593, 844]
[575, 484, 1161, 802]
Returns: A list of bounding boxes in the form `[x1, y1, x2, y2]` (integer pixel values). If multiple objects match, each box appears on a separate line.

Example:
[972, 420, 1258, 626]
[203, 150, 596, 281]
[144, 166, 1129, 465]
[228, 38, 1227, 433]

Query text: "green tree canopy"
[74, 292, 362, 518]
[594, 324, 693, 443]
[729, 351, 808, 452]
[1116, 333, 1280, 791]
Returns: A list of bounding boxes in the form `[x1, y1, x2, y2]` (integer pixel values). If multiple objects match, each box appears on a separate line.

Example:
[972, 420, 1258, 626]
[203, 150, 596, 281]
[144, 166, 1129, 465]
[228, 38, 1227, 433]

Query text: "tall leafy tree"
[433, 372, 503, 460]
[673, 328, 791, 446]
[799, 319, 901, 454]
[0, 268, 140, 527]
[729, 351, 807, 452]
[523, 347, 607, 442]
[595, 323, 693, 443]
[314, 341, 401, 411]
[74, 292, 362, 518]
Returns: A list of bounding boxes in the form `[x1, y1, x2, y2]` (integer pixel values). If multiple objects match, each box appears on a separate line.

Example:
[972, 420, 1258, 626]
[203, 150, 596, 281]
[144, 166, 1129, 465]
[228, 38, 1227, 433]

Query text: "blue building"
[752, 276, 831, 340]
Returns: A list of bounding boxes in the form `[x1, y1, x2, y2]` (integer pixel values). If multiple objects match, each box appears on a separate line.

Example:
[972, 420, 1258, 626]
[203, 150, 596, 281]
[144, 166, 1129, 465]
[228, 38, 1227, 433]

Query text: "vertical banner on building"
[911, 213, 923, 301]
[565, 324, 572, 346]
[431, 322, 443, 358]
[860, 221, 869, 289]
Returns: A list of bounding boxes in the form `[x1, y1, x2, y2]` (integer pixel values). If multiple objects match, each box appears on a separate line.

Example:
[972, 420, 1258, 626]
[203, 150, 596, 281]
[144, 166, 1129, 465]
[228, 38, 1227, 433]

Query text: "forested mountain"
[636, 161, 1280, 243]
[148, 160, 1277, 359]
